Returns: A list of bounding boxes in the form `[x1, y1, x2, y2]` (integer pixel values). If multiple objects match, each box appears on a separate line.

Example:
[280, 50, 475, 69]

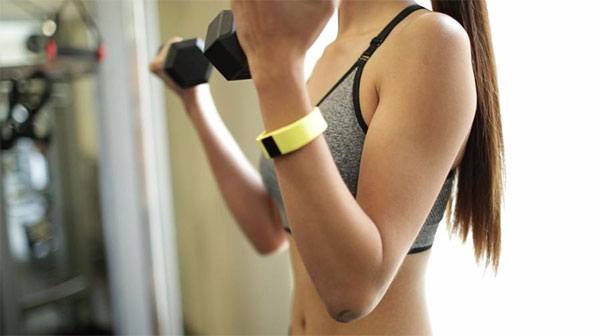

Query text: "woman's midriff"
[286, 232, 433, 335]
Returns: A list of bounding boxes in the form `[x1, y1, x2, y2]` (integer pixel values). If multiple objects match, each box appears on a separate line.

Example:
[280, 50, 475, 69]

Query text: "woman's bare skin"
[151, 1, 475, 334]
[284, 2, 472, 333]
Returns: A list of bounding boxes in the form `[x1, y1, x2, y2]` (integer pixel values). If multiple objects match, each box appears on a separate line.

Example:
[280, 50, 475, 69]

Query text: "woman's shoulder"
[367, 7, 477, 139]
[369, 9, 473, 91]
[411, 10, 469, 40]
[374, 9, 471, 68]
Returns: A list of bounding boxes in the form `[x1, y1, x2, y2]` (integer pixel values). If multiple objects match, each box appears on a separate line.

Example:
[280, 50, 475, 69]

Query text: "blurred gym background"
[1, 0, 292, 334]
[1, 0, 599, 335]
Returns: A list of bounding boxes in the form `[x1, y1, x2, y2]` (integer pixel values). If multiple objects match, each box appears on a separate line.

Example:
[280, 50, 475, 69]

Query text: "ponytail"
[431, 0, 504, 272]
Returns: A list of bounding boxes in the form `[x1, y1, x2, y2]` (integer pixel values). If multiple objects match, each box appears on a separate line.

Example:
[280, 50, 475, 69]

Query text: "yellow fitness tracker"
[256, 107, 328, 159]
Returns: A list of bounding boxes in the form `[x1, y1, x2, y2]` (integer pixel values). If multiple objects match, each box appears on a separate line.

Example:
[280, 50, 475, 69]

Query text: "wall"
[156, 1, 292, 334]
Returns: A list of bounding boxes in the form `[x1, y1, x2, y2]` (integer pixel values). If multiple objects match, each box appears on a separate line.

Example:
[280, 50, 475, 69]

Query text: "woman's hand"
[231, 0, 336, 79]
[149, 36, 201, 102]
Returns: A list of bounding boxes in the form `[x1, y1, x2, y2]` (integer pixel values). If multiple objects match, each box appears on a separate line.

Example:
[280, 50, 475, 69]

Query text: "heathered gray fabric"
[258, 67, 456, 252]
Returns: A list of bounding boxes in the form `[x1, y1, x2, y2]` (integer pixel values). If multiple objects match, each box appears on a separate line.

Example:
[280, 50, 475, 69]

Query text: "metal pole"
[94, 0, 182, 334]
[0, 150, 21, 334]
[132, 0, 184, 334]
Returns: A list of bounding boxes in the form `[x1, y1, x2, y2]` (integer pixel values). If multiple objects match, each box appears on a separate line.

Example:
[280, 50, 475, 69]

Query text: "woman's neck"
[337, 0, 417, 38]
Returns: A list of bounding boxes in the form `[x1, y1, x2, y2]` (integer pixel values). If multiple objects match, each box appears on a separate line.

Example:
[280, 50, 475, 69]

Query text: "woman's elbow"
[254, 233, 289, 256]
[322, 284, 381, 323]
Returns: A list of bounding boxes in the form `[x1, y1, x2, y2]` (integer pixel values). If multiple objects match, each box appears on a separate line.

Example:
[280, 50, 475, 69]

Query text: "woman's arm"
[150, 38, 288, 256]
[181, 87, 288, 255]
[233, 2, 475, 323]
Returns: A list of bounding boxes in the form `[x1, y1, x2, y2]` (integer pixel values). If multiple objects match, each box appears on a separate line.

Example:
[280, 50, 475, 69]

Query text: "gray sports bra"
[258, 4, 456, 254]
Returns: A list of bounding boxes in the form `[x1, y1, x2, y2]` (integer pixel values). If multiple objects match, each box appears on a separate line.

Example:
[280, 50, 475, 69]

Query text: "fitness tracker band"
[256, 107, 328, 159]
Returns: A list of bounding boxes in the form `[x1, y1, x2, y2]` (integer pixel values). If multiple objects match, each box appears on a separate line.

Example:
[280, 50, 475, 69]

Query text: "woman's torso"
[279, 5, 465, 335]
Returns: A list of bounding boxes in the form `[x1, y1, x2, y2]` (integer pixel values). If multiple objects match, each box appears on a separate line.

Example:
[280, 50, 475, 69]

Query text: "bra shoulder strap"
[358, 3, 428, 62]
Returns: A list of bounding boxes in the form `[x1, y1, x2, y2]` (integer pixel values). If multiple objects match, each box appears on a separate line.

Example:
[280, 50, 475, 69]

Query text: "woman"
[150, 0, 503, 334]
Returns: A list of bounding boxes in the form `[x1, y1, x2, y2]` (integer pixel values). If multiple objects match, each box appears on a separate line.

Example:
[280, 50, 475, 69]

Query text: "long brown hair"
[431, 0, 504, 272]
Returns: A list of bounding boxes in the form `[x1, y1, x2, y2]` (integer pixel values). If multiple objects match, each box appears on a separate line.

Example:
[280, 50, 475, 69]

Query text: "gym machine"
[1, 1, 112, 334]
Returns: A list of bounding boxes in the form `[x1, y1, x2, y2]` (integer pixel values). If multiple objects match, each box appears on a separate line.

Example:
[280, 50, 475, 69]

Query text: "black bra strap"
[359, 3, 427, 62]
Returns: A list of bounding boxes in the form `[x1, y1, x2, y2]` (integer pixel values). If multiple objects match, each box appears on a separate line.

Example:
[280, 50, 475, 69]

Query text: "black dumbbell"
[204, 10, 250, 81]
[162, 39, 213, 88]
[160, 10, 249, 87]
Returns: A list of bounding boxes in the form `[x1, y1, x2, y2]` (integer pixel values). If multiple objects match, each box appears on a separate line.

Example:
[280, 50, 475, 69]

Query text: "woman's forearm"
[252, 61, 384, 319]
[180, 87, 288, 254]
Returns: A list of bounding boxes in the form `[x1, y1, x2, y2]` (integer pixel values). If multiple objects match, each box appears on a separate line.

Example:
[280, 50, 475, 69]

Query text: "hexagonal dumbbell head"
[164, 39, 213, 88]
[204, 10, 250, 81]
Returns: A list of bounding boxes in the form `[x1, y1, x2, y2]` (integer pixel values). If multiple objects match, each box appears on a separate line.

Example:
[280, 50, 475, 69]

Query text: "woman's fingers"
[230, 0, 335, 63]
[149, 36, 190, 94]
[149, 36, 183, 74]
